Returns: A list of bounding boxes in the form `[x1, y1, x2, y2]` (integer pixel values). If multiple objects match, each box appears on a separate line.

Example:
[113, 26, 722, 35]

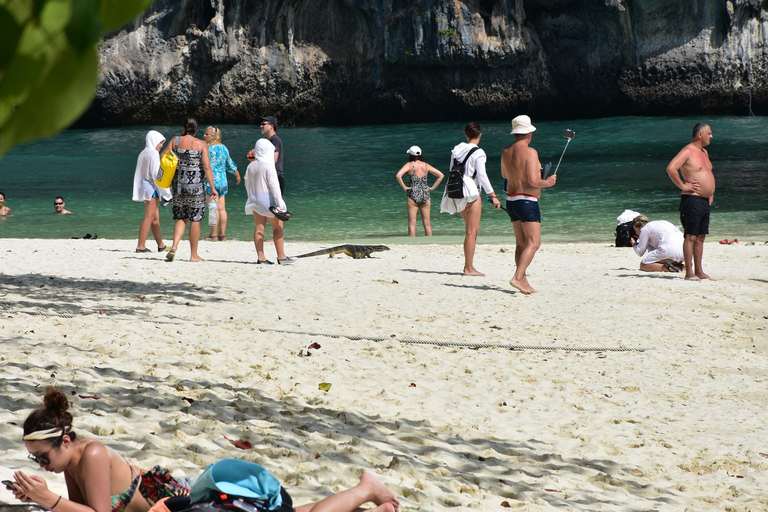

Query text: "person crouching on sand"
[630, 215, 685, 273]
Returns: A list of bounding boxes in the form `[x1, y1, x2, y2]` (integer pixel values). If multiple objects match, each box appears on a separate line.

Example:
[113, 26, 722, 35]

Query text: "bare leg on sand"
[684, 234, 715, 281]
[509, 220, 539, 294]
[295, 473, 400, 512]
[460, 199, 484, 276]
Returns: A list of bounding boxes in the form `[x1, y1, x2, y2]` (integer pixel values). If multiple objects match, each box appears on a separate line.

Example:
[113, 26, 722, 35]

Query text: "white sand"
[1, 238, 767, 511]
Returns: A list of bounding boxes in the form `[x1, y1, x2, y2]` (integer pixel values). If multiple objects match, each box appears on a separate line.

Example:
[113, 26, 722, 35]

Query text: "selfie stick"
[486, 196, 506, 211]
[553, 130, 575, 175]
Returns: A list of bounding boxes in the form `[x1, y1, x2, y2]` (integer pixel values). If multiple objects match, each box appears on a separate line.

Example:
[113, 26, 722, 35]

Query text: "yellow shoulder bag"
[156, 136, 180, 188]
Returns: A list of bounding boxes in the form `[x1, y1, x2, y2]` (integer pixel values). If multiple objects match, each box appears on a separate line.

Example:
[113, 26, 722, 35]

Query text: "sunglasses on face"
[28, 451, 51, 466]
[54, 202, 63, 206]
[260, 122, 269, 126]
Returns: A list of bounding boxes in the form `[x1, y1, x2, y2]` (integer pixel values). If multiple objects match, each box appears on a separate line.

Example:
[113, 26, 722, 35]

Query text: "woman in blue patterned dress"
[160, 117, 218, 262]
[203, 126, 241, 241]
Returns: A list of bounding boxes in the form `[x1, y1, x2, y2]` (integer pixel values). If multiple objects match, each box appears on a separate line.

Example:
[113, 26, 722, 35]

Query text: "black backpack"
[446, 147, 479, 199]
[615, 221, 634, 247]
[165, 489, 294, 512]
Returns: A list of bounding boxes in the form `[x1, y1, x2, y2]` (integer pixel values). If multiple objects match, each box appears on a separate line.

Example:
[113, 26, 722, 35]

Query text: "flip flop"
[135, 248, 152, 253]
[269, 206, 292, 221]
[719, 239, 730, 244]
[166, 250, 176, 262]
[463, 270, 485, 276]
[203, 235, 216, 241]
[663, 260, 681, 272]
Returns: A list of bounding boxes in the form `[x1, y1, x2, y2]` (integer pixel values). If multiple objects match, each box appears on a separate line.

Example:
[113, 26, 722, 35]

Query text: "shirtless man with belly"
[501, 115, 557, 294]
[665, 123, 716, 281]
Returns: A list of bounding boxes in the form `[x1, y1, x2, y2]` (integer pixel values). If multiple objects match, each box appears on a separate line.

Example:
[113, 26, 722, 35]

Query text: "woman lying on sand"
[9, 387, 399, 512]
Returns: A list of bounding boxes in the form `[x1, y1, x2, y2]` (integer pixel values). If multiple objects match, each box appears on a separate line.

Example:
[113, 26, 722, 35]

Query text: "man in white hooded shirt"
[441, 122, 501, 276]
[132, 130, 172, 252]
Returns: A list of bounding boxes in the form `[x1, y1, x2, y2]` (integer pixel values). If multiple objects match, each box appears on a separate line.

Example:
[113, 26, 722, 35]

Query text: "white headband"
[22, 426, 69, 441]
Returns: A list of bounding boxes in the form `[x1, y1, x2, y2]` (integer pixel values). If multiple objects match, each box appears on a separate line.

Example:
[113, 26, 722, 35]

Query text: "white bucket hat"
[406, 145, 422, 156]
[511, 115, 536, 135]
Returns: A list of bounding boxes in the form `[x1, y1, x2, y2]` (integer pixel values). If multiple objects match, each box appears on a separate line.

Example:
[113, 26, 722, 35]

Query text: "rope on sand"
[258, 328, 654, 352]
[0, 309, 78, 319]
[0, 309, 210, 326]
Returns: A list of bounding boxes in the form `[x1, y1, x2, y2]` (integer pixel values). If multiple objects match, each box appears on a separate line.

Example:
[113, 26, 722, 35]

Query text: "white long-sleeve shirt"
[440, 142, 495, 214]
[634, 220, 684, 264]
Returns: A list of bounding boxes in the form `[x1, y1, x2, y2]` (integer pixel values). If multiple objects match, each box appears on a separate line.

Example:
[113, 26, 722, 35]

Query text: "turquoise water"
[0, 116, 766, 243]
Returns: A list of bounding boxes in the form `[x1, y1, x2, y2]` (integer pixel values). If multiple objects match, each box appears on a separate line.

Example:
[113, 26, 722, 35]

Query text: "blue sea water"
[0, 116, 766, 244]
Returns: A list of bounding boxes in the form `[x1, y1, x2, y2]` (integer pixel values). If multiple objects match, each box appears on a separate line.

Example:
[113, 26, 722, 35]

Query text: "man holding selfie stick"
[500, 115, 557, 294]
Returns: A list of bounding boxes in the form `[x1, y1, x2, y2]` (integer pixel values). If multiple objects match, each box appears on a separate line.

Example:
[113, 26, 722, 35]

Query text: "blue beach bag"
[190, 459, 283, 511]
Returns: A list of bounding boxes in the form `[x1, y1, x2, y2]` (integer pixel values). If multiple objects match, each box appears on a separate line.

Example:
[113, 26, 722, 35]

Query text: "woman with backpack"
[440, 122, 501, 276]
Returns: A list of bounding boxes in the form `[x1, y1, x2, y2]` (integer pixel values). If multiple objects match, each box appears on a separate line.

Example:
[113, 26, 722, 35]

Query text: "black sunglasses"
[28, 452, 51, 466]
[54, 202, 64, 205]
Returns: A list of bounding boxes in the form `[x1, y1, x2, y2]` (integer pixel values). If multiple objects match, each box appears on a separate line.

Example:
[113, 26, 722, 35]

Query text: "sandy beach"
[1, 238, 766, 511]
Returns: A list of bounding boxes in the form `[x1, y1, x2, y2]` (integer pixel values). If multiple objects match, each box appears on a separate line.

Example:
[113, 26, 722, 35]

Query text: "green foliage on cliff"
[0, 0, 153, 157]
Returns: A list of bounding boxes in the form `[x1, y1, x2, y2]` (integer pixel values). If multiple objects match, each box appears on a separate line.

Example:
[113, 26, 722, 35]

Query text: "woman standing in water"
[161, 117, 217, 262]
[395, 146, 444, 236]
[202, 126, 240, 241]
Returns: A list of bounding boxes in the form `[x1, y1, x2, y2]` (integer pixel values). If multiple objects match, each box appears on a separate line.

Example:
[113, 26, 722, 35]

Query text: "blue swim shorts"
[506, 195, 541, 223]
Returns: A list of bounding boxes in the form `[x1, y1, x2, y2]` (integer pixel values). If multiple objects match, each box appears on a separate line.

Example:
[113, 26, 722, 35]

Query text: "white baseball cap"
[511, 115, 536, 135]
[406, 146, 422, 156]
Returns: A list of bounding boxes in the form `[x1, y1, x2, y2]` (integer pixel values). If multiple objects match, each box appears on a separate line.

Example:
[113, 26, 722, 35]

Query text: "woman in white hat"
[395, 145, 444, 236]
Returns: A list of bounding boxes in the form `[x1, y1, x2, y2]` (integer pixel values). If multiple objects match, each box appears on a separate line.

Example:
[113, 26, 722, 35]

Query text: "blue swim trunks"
[506, 194, 541, 223]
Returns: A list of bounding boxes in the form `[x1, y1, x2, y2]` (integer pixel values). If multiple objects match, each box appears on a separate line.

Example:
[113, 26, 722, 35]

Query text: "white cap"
[511, 115, 536, 135]
[406, 146, 422, 156]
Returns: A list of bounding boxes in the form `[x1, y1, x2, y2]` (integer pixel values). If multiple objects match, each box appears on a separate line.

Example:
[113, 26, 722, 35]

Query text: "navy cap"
[260, 116, 278, 129]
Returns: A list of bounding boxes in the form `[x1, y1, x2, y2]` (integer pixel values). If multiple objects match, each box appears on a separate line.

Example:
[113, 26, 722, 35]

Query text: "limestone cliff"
[79, 0, 768, 126]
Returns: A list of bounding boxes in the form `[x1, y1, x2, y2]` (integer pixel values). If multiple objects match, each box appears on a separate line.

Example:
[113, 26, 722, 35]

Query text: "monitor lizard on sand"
[296, 244, 390, 259]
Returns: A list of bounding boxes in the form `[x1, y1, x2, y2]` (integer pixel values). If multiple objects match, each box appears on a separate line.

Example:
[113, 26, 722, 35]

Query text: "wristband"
[51, 495, 62, 510]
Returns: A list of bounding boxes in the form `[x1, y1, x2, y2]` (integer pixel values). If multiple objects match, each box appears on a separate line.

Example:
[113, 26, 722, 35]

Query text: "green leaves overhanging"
[0, 0, 154, 157]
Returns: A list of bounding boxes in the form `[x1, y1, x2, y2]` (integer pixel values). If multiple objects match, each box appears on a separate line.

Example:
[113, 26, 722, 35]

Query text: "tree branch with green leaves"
[0, 0, 153, 157]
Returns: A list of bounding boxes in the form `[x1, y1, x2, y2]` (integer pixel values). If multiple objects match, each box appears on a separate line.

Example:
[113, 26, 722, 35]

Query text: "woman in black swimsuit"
[395, 146, 444, 236]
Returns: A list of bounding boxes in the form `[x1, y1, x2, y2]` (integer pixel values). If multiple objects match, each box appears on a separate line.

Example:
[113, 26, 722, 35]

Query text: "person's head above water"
[23, 387, 77, 471]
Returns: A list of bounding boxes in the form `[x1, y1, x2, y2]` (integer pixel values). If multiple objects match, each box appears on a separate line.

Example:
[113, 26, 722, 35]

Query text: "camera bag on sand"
[446, 147, 479, 199]
[615, 221, 634, 247]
